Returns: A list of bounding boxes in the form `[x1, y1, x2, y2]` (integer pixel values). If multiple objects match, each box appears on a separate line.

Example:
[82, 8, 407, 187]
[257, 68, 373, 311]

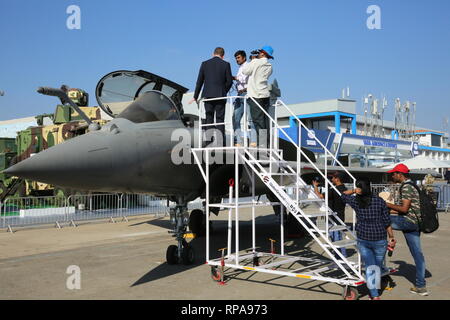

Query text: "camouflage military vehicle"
[1, 88, 109, 199]
[0, 138, 20, 198]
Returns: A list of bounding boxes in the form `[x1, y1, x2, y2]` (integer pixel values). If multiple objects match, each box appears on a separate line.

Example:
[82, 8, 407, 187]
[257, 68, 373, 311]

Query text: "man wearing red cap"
[386, 163, 428, 296]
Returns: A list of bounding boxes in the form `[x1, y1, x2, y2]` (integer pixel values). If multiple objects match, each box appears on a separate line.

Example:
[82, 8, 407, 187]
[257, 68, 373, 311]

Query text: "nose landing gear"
[166, 199, 195, 265]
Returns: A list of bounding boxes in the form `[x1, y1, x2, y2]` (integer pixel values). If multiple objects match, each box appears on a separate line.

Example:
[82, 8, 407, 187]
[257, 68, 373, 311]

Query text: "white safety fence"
[0, 193, 203, 231]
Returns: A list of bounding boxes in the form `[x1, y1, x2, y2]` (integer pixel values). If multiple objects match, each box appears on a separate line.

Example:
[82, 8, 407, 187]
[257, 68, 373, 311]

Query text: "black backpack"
[400, 181, 439, 234]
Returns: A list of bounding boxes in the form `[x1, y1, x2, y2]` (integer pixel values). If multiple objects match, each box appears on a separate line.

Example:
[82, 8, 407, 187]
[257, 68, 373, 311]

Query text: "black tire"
[182, 245, 195, 265]
[188, 209, 205, 236]
[166, 245, 178, 265]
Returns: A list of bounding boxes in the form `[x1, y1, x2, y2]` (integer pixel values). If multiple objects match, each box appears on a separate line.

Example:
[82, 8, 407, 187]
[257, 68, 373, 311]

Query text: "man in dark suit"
[190, 47, 232, 145]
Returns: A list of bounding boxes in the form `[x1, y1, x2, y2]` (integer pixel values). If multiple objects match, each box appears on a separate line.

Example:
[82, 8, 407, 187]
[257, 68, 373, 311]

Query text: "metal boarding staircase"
[192, 95, 368, 291]
[236, 97, 364, 281]
[241, 148, 361, 280]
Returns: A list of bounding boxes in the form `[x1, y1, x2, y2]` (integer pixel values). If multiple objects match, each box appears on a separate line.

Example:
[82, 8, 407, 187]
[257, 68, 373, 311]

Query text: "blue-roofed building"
[275, 98, 450, 171]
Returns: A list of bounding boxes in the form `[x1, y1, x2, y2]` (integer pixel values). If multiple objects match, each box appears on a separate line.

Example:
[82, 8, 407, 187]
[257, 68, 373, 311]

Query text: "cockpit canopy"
[95, 70, 188, 123]
[116, 90, 180, 123]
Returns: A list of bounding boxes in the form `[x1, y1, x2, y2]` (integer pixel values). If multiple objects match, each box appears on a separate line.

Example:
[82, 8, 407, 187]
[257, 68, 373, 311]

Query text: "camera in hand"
[250, 49, 260, 60]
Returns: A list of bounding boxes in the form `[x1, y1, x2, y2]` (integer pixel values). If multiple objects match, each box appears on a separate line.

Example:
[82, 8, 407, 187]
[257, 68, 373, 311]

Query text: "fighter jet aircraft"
[4, 70, 317, 265]
[4, 70, 436, 265]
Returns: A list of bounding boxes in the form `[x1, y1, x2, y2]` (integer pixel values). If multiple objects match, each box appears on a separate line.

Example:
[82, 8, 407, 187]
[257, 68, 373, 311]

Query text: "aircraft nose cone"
[3, 133, 112, 190]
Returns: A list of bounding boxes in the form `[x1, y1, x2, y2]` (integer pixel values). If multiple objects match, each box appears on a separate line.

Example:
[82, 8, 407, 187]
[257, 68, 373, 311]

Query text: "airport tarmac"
[0, 207, 449, 300]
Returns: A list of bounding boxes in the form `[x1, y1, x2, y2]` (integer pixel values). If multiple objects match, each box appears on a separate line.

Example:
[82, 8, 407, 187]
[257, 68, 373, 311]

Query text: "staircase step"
[300, 212, 328, 218]
[329, 225, 349, 232]
[248, 159, 278, 163]
[325, 239, 357, 248]
[297, 199, 324, 203]
[311, 225, 349, 234]
[285, 183, 310, 189]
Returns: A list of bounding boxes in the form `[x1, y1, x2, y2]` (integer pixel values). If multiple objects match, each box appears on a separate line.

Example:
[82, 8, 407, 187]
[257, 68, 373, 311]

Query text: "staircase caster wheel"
[343, 287, 359, 300]
[189, 209, 206, 237]
[253, 256, 260, 267]
[166, 245, 178, 265]
[210, 266, 223, 282]
[182, 245, 195, 265]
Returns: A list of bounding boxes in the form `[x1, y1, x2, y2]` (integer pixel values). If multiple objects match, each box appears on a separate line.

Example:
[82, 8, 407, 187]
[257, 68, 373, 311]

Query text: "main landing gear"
[166, 198, 195, 265]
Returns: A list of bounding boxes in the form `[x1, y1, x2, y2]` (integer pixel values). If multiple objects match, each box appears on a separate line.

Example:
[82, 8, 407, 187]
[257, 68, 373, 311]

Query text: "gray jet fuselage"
[4, 117, 207, 199]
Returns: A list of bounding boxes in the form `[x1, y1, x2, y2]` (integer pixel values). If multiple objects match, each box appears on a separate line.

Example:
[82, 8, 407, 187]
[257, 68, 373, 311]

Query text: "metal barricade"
[0, 193, 181, 231]
[442, 185, 450, 211]
[428, 185, 442, 210]
[67, 193, 121, 223]
[371, 184, 401, 204]
[1, 195, 67, 230]
[120, 194, 168, 218]
[432, 184, 450, 211]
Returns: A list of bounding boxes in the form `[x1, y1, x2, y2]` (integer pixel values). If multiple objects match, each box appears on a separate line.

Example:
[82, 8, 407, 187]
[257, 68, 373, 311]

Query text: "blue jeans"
[390, 215, 426, 288]
[233, 92, 256, 144]
[357, 239, 388, 298]
[330, 231, 347, 257]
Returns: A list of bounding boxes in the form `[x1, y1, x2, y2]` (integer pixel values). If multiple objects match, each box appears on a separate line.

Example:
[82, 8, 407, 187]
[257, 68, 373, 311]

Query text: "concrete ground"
[0, 207, 449, 300]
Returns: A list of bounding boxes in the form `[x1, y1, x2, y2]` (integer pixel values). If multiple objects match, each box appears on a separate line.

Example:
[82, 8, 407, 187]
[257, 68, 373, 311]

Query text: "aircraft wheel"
[166, 245, 178, 265]
[343, 286, 359, 300]
[188, 209, 205, 236]
[210, 266, 222, 282]
[182, 244, 195, 265]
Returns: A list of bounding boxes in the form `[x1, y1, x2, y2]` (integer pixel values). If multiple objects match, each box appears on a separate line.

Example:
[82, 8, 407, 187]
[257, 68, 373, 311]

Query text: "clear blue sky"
[1, 0, 449, 132]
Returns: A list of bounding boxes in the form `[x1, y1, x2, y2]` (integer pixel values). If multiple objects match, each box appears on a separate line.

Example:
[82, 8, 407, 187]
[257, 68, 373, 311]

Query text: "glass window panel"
[339, 144, 366, 154]
[431, 134, 441, 147]
[396, 149, 412, 157]
[349, 154, 366, 167]
[366, 145, 397, 156]
[367, 155, 397, 167]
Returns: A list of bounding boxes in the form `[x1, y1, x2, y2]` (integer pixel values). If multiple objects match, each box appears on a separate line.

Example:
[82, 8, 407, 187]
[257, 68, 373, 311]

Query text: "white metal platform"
[191, 95, 396, 299]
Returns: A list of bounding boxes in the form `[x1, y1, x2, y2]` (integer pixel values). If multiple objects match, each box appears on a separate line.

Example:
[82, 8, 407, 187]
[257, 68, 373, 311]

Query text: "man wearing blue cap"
[242, 45, 273, 147]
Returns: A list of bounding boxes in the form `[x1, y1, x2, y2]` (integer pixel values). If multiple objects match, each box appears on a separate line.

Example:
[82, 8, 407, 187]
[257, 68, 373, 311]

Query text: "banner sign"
[363, 139, 397, 149]
[279, 127, 335, 153]
[411, 142, 420, 157]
